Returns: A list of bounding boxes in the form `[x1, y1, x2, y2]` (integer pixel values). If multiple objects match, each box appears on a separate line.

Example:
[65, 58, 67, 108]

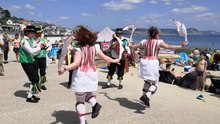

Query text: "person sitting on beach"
[159, 63, 185, 85]
[195, 51, 207, 92]
[58, 25, 119, 124]
[130, 26, 188, 107]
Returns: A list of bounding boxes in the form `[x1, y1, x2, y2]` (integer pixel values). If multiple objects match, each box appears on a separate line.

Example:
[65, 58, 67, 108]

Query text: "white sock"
[88, 97, 96, 107]
[107, 79, 111, 86]
[76, 104, 86, 124]
[119, 80, 122, 85]
[146, 84, 157, 98]
[27, 84, 33, 98]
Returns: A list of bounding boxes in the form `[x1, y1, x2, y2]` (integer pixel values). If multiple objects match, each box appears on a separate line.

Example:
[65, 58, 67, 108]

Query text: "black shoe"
[26, 97, 39, 103]
[92, 103, 102, 118]
[41, 85, 47, 90]
[140, 95, 150, 107]
[67, 82, 71, 89]
[118, 84, 123, 89]
[32, 95, 40, 100]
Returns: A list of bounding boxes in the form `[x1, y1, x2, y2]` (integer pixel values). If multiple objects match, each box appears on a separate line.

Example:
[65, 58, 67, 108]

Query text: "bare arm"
[97, 50, 119, 63]
[160, 41, 188, 50]
[58, 51, 81, 75]
[130, 43, 141, 49]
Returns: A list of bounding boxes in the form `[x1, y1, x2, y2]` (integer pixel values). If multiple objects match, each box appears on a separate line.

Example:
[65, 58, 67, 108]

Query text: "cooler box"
[184, 65, 192, 72]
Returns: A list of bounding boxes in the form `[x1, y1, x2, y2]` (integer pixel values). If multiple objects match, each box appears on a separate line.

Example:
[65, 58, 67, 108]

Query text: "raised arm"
[130, 43, 141, 49]
[97, 50, 119, 63]
[160, 41, 188, 50]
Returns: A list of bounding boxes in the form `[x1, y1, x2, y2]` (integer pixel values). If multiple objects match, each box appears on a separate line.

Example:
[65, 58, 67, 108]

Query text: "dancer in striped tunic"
[58, 26, 119, 124]
[131, 26, 188, 107]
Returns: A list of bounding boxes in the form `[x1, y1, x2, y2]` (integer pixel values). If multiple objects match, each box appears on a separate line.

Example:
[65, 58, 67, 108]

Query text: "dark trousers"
[21, 63, 39, 85]
[68, 56, 74, 86]
[34, 57, 46, 76]
[107, 59, 125, 80]
[3, 47, 9, 61]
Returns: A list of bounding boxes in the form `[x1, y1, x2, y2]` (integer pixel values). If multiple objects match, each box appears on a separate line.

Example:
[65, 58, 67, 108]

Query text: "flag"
[173, 19, 188, 41]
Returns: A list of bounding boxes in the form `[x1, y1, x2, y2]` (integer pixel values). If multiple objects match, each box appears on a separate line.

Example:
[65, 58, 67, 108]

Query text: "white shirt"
[20, 36, 41, 55]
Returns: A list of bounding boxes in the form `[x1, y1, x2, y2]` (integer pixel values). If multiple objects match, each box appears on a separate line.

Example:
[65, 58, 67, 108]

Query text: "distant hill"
[130, 28, 220, 36]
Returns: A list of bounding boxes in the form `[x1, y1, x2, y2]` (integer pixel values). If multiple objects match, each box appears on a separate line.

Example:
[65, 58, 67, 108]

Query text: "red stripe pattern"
[79, 46, 97, 72]
[143, 39, 160, 60]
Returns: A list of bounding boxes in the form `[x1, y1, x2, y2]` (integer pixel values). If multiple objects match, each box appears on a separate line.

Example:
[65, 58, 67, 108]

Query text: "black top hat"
[25, 25, 36, 32]
[116, 28, 123, 34]
[35, 27, 43, 33]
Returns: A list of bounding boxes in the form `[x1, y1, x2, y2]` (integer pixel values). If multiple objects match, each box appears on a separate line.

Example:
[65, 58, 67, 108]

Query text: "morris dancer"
[131, 26, 188, 107]
[106, 28, 131, 89]
[58, 25, 119, 124]
[34, 27, 48, 90]
[20, 25, 46, 103]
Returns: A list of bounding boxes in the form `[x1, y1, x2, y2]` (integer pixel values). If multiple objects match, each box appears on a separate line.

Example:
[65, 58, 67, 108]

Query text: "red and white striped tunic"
[139, 39, 164, 81]
[141, 39, 163, 60]
[71, 44, 101, 92]
[79, 45, 97, 72]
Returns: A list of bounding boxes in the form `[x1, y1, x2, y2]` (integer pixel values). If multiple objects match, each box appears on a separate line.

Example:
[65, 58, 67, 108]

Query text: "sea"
[1, 31, 220, 50]
[128, 34, 220, 50]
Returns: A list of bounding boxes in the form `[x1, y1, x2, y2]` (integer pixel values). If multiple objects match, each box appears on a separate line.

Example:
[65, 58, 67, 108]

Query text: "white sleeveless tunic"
[138, 39, 163, 81]
[71, 44, 101, 92]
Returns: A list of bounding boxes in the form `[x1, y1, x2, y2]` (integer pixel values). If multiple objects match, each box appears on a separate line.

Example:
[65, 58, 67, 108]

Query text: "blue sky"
[1, 0, 220, 31]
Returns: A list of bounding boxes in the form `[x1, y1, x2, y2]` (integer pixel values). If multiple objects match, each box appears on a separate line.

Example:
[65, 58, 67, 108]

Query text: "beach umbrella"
[173, 19, 188, 41]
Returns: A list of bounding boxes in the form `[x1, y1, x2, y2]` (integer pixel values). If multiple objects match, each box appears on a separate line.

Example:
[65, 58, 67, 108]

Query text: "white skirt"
[71, 68, 98, 92]
[138, 58, 160, 81]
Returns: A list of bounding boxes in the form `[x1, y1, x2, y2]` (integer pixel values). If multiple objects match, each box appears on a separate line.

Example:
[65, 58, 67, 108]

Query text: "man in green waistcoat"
[34, 27, 48, 90]
[20, 25, 46, 103]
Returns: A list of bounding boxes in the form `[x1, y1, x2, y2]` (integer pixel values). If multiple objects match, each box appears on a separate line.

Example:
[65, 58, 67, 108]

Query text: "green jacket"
[35, 38, 47, 58]
[19, 37, 34, 63]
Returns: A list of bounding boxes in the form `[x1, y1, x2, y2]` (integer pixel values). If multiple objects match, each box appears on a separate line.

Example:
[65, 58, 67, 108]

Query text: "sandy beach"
[0, 51, 220, 124]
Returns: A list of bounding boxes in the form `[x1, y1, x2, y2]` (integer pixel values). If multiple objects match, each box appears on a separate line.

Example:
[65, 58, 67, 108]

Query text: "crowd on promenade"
[0, 24, 220, 124]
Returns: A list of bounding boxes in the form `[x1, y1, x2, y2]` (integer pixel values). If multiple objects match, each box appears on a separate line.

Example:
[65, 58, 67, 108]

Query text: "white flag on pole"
[173, 19, 188, 41]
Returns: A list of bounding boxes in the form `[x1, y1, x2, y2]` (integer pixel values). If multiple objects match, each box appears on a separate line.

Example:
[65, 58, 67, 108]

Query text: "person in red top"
[131, 26, 188, 107]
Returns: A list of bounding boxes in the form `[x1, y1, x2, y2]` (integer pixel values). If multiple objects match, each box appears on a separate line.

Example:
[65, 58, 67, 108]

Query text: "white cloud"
[150, 0, 157, 4]
[59, 16, 70, 20]
[25, 4, 35, 10]
[7, 5, 22, 11]
[82, 13, 94, 16]
[138, 12, 167, 26]
[103, 0, 144, 11]
[194, 13, 220, 20]
[172, 5, 208, 14]
[150, 0, 185, 5]
[28, 11, 35, 15]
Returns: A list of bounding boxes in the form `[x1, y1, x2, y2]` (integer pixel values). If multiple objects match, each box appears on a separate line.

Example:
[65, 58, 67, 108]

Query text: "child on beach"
[195, 51, 207, 92]
[131, 26, 188, 107]
[58, 25, 119, 124]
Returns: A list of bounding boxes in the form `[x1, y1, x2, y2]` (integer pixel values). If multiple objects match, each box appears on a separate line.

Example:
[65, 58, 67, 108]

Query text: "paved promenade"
[1, 53, 220, 124]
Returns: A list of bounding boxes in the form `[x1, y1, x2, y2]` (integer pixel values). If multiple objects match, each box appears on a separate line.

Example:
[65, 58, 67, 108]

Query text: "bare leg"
[202, 75, 206, 92]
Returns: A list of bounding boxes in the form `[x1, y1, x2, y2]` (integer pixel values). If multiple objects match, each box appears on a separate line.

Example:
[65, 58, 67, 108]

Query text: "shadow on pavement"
[60, 82, 69, 88]
[23, 82, 30, 88]
[99, 92, 146, 114]
[51, 110, 79, 124]
[14, 90, 27, 99]
[98, 81, 118, 89]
